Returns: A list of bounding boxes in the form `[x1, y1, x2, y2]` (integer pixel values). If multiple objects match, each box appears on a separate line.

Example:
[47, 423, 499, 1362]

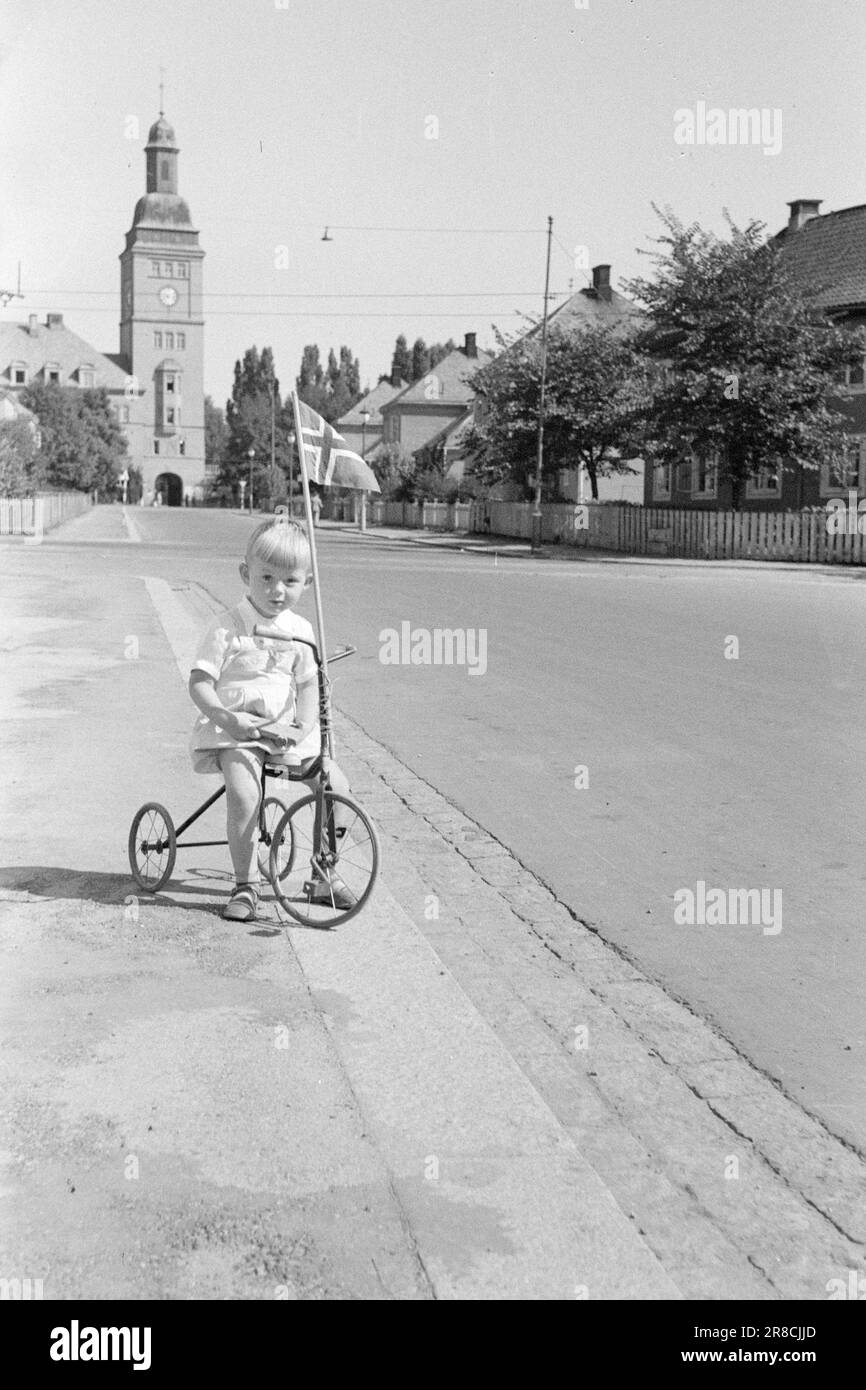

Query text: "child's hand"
[221, 712, 272, 743]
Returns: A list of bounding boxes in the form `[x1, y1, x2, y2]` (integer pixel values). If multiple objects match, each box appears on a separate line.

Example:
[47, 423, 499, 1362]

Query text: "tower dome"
[144, 111, 180, 195]
[147, 115, 177, 148]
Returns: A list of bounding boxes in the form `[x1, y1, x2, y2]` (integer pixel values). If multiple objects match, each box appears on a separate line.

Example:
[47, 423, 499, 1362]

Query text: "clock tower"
[119, 111, 205, 502]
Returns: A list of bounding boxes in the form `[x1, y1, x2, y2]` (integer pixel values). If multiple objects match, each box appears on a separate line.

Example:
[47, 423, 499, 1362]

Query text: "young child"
[188, 517, 352, 921]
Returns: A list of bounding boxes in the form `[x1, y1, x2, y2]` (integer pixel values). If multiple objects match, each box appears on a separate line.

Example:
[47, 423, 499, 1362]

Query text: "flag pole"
[290, 389, 334, 758]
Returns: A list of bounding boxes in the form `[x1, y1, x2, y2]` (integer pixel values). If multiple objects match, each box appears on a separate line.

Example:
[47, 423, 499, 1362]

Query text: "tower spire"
[158, 66, 165, 117]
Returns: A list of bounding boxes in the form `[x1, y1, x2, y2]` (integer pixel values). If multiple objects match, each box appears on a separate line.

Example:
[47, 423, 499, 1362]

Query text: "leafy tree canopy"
[627, 206, 863, 504]
[21, 384, 127, 496]
[468, 323, 653, 499]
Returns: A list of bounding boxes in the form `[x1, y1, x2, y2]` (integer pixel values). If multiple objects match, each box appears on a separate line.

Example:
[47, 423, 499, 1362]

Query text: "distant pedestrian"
[311, 490, 322, 527]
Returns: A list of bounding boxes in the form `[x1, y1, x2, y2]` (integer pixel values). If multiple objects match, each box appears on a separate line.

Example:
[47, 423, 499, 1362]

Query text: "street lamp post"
[247, 446, 255, 513]
[359, 408, 371, 532]
[531, 215, 554, 554]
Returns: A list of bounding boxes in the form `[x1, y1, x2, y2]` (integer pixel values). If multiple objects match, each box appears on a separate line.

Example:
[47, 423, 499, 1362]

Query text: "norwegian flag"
[295, 398, 381, 492]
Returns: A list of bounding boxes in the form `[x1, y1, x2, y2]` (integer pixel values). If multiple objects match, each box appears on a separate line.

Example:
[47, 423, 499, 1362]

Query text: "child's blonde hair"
[245, 518, 311, 571]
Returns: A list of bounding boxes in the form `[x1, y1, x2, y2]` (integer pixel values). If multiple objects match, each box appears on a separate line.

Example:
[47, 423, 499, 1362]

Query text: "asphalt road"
[40, 507, 866, 1150]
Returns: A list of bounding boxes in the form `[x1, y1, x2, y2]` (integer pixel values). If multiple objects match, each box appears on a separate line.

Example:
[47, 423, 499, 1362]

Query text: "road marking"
[142, 576, 199, 684]
[121, 507, 143, 544]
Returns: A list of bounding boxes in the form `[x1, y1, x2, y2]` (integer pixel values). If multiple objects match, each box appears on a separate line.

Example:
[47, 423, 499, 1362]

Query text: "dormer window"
[78, 365, 95, 388]
[12, 362, 27, 385]
[45, 363, 61, 385]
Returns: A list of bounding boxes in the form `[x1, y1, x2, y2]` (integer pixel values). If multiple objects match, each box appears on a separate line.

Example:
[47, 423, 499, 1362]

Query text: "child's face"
[241, 553, 311, 618]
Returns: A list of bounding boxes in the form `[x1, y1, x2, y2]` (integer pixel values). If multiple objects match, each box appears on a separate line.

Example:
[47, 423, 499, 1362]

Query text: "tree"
[222, 346, 291, 501]
[297, 343, 361, 422]
[468, 323, 654, 499]
[628, 208, 862, 507]
[428, 338, 457, 369]
[22, 384, 127, 496]
[204, 395, 228, 475]
[390, 334, 412, 386]
[325, 345, 361, 421]
[371, 442, 416, 499]
[411, 337, 430, 382]
[0, 420, 38, 497]
[296, 344, 330, 418]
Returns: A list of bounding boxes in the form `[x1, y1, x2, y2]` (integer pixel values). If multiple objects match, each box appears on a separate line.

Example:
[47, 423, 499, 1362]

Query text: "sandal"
[307, 869, 356, 910]
[222, 882, 260, 922]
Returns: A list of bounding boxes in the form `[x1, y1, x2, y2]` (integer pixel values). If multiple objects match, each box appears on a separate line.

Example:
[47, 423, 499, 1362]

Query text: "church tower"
[119, 111, 205, 503]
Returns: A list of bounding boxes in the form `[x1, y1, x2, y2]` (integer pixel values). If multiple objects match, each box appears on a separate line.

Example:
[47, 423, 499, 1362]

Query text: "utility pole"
[270, 383, 276, 473]
[531, 217, 554, 553]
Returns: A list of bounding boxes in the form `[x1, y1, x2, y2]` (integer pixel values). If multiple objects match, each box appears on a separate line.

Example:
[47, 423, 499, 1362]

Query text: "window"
[46, 364, 61, 384]
[160, 159, 170, 182]
[692, 451, 718, 498]
[165, 374, 176, 393]
[678, 459, 692, 493]
[176, 263, 188, 278]
[166, 407, 176, 425]
[151, 261, 160, 276]
[179, 439, 186, 456]
[154, 331, 163, 349]
[163, 262, 173, 277]
[653, 463, 671, 500]
[176, 332, 185, 350]
[164, 332, 174, 350]
[79, 366, 95, 388]
[746, 463, 782, 498]
[850, 357, 865, 388]
[153, 439, 160, 455]
[12, 363, 26, 385]
[821, 439, 864, 496]
[119, 405, 130, 424]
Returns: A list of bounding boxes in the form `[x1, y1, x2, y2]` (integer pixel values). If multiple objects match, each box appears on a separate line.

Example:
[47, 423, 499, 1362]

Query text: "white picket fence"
[0, 491, 92, 537]
[467, 500, 866, 564]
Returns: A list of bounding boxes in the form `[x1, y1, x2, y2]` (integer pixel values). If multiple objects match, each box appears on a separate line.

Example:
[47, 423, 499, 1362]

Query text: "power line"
[17, 306, 541, 318]
[204, 221, 548, 234]
[20, 288, 564, 300]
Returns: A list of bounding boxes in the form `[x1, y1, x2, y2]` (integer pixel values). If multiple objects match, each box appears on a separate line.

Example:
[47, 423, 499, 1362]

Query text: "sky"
[2, 0, 865, 404]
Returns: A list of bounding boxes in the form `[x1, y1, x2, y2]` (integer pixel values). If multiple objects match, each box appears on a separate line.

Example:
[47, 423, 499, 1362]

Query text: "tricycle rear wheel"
[128, 802, 177, 892]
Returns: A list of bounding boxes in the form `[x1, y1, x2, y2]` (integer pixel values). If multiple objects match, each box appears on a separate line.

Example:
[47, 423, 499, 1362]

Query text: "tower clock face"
[159, 285, 178, 307]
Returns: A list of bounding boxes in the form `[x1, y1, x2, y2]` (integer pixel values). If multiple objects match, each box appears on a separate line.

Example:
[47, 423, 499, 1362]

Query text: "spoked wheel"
[269, 790, 379, 927]
[257, 795, 294, 883]
[128, 802, 177, 893]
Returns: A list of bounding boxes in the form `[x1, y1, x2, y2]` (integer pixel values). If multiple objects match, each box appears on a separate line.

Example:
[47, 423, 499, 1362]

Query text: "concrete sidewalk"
[326, 519, 866, 580]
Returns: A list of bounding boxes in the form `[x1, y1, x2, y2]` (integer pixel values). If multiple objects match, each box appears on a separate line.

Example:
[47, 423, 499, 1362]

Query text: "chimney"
[464, 331, 477, 358]
[390, 365, 402, 388]
[592, 264, 612, 301]
[28, 314, 38, 335]
[46, 313, 64, 329]
[786, 199, 822, 233]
